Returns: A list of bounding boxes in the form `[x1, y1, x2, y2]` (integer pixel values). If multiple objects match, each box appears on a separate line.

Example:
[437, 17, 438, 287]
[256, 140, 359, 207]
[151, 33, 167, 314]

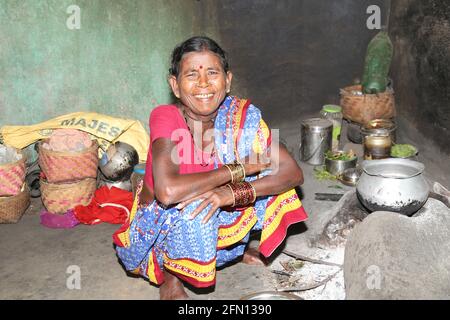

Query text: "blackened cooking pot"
[356, 158, 429, 216]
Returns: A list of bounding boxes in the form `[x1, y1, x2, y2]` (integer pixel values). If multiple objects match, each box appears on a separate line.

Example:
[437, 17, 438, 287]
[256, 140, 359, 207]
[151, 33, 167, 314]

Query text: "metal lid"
[363, 128, 391, 137]
[322, 105, 342, 113]
[362, 118, 396, 131]
[301, 118, 333, 131]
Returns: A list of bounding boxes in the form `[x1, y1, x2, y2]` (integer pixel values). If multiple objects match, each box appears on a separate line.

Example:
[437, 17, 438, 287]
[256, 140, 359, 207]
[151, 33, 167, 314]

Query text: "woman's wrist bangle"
[227, 181, 256, 207]
[224, 161, 246, 183]
[224, 164, 234, 182]
[226, 183, 236, 207]
[249, 182, 257, 203]
[236, 161, 246, 181]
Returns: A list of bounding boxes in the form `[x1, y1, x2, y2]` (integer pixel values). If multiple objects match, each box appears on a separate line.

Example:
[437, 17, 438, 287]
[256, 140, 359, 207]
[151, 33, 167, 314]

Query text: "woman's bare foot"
[242, 247, 267, 266]
[159, 271, 189, 300]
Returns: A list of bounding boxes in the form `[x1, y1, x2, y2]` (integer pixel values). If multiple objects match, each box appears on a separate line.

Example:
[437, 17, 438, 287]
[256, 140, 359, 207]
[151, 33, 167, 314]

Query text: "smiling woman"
[169, 42, 232, 120]
[114, 36, 308, 300]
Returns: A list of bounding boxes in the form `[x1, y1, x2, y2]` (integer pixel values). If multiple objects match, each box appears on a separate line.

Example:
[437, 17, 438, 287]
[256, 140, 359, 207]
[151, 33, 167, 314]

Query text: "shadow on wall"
[389, 0, 450, 155]
[211, 0, 390, 127]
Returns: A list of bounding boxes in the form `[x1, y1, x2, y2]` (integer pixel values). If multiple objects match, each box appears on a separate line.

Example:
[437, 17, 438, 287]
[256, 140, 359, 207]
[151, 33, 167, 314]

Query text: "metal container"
[97, 176, 132, 192]
[346, 119, 363, 144]
[320, 105, 343, 151]
[299, 118, 333, 165]
[240, 291, 302, 300]
[99, 142, 139, 181]
[356, 158, 430, 216]
[325, 151, 358, 176]
[361, 118, 397, 144]
[363, 129, 392, 160]
[97, 169, 132, 192]
[339, 167, 362, 187]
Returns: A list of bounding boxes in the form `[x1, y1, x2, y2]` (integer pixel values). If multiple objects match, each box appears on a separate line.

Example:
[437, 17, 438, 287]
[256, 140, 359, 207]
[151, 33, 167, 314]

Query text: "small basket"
[38, 140, 99, 183]
[40, 178, 96, 214]
[0, 148, 26, 197]
[0, 184, 30, 224]
[340, 85, 396, 125]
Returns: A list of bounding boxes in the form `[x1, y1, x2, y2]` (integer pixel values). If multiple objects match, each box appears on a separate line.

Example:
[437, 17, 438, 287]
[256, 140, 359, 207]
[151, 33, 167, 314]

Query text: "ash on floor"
[270, 246, 346, 300]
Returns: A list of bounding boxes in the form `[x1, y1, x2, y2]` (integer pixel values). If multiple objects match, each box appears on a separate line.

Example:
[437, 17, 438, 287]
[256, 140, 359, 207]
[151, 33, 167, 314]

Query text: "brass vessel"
[364, 130, 392, 160]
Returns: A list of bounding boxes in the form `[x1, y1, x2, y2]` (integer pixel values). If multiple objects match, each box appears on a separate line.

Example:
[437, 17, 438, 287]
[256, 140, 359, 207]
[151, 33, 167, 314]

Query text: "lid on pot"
[301, 118, 333, 132]
[322, 105, 342, 113]
[362, 119, 396, 132]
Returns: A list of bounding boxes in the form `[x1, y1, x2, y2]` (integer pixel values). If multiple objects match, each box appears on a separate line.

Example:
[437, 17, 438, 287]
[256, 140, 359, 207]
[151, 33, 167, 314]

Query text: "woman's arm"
[151, 137, 267, 207]
[179, 143, 303, 224]
[152, 138, 229, 206]
[250, 143, 304, 197]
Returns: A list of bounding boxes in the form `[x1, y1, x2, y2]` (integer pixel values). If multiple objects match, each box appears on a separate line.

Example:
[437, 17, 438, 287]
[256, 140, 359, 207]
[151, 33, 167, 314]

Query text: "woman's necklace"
[181, 107, 216, 167]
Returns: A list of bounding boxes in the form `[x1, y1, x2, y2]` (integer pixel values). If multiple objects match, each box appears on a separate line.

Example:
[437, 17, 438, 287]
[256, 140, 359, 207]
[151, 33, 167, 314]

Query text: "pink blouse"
[144, 105, 216, 192]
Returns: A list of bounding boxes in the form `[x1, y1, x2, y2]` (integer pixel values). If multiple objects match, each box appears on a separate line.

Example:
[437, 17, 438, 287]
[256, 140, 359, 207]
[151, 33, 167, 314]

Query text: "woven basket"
[0, 184, 30, 224]
[38, 140, 99, 183]
[340, 85, 396, 125]
[40, 178, 96, 214]
[0, 148, 26, 197]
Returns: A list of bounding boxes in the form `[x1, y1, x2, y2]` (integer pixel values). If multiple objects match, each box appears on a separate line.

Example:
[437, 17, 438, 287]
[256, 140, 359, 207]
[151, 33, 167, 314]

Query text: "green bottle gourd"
[361, 31, 393, 94]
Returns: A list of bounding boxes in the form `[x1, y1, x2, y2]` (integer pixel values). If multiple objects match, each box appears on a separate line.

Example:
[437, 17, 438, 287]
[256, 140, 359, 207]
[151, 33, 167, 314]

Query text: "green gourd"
[362, 31, 393, 94]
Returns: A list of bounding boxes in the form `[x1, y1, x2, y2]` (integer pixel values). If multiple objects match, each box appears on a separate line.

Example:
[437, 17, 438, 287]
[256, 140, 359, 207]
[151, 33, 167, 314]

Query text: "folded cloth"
[40, 209, 80, 229]
[73, 186, 133, 225]
[42, 129, 92, 152]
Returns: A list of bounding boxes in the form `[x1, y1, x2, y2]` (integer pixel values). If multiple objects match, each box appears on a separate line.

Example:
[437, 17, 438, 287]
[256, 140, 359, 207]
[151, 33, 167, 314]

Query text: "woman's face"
[169, 50, 233, 117]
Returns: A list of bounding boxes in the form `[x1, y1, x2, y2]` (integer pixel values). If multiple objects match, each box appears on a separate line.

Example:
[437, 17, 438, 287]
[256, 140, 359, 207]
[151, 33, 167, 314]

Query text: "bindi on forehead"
[191, 64, 221, 70]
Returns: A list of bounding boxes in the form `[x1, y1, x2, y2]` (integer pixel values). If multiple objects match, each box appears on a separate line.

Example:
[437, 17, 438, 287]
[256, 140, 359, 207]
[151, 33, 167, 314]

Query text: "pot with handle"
[298, 118, 333, 165]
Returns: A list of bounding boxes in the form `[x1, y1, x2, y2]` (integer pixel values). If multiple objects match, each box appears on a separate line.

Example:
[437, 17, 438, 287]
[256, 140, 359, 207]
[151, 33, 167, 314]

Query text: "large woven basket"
[0, 184, 30, 224]
[340, 85, 396, 125]
[0, 148, 26, 197]
[38, 140, 99, 183]
[40, 178, 96, 214]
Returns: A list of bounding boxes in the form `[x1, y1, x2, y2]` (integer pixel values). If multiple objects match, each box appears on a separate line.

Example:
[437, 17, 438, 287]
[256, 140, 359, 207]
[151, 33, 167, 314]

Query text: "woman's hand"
[176, 186, 234, 224]
[241, 149, 271, 176]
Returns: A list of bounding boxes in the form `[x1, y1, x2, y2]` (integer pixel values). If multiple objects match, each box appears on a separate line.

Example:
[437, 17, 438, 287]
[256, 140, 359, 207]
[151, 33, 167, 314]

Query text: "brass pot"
[364, 131, 392, 160]
[361, 118, 397, 144]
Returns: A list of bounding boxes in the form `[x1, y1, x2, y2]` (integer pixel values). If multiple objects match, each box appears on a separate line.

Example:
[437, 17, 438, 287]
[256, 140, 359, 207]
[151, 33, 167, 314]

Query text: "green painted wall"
[0, 0, 219, 131]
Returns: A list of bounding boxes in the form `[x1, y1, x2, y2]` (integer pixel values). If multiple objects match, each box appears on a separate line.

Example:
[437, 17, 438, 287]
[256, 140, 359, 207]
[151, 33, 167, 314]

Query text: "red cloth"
[144, 105, 215, 192]
[73, 186, 133, 225]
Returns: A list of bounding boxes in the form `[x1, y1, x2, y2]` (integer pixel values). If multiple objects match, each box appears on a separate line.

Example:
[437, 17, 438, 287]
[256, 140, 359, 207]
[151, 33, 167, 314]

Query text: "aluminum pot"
[97, 171, 132, 191]
[99, 142, 139, 181]
[299, 118, 333, 165]
[356, 158, 429, 216]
